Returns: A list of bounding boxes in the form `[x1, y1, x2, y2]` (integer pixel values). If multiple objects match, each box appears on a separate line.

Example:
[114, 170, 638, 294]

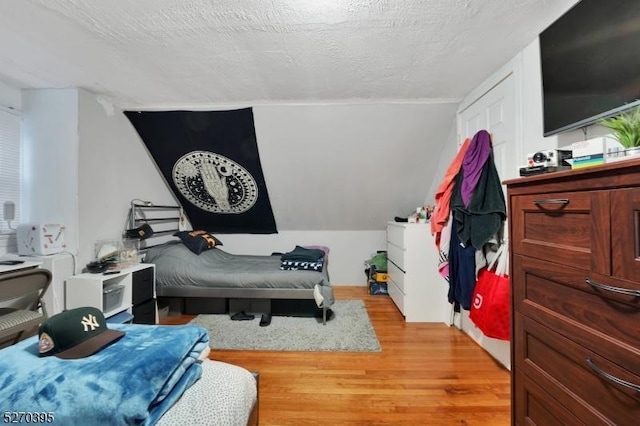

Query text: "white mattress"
[157, 359, 257, 426]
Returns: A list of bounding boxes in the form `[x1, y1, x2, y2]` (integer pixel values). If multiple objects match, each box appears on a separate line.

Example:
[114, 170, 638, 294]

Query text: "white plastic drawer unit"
[386, 278, 405, 314]
[387, 261, 405, 293]
[386, 224, 406, 251]
[386, 222, 409, 271]
[386, 244, 405, 271]
[385, 222, 449, 323]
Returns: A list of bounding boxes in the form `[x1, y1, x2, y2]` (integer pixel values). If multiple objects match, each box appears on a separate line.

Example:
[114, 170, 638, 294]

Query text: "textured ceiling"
[0, 0, 580, 234]
[0, 0, 579, 108]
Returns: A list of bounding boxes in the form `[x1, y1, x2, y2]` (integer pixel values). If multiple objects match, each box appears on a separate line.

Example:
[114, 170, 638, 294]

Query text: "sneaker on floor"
[231, 311, 255, 321]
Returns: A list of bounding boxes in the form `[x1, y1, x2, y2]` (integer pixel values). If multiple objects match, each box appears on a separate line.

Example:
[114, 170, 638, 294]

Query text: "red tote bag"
[469, 243, 510, 341]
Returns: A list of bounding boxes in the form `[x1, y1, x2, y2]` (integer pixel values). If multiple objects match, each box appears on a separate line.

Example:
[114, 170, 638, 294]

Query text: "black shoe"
[231, 311, 255, 321]
[259, 313, 272, 327]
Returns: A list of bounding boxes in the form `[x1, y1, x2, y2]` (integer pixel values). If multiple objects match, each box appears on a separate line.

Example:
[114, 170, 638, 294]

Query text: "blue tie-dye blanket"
[0, 324, 209, 425]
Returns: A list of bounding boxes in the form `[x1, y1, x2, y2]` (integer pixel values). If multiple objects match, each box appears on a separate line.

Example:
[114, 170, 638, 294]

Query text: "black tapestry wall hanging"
[124, 108, 277, 234]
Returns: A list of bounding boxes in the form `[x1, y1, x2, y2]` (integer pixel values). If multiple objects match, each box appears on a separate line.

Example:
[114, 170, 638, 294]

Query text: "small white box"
[571, 137, 616, 169]
[572, 137, 602, 157]
[17, 223, 66, 255]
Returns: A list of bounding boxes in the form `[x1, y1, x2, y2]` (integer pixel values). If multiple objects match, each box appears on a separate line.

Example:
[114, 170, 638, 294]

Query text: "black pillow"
[174, 230, 223, 255]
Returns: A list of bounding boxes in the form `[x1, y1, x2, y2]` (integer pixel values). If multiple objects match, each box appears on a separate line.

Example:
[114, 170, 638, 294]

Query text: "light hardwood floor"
[162, 286, 511, 425]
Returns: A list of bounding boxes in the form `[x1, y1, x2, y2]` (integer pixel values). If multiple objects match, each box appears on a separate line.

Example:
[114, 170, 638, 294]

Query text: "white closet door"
[455, 72, 516, 370]
[458, 73, 517, 184]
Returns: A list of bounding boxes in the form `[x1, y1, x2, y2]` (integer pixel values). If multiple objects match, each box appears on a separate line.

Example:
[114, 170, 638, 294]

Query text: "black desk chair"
[0, 269, 52, 346]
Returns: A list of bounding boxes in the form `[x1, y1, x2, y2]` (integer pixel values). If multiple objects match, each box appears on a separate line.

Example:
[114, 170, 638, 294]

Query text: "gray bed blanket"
[144, 242, 334, 307]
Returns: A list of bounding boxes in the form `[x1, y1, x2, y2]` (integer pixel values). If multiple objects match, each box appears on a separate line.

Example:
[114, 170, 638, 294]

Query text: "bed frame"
[127, 202, 330, 324]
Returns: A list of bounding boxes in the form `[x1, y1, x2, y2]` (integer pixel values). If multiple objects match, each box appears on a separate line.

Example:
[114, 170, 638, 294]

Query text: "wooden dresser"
[386, 222, 449, 323]
[506, 160, 640, 425]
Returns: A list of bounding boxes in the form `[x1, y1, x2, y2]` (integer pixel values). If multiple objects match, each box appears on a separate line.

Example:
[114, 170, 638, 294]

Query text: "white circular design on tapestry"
[172, 151, 258, 214]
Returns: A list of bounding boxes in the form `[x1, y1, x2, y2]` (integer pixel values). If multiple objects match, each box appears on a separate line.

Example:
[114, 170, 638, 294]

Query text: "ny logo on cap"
[81, 314, 100, 331]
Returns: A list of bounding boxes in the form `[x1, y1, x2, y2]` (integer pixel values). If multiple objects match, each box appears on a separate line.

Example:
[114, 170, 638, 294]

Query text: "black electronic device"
[86, 260, 109, 274]
[0, 260, 25, 266]
[519, 165, 570, 177]
[540, 0, 640, 136]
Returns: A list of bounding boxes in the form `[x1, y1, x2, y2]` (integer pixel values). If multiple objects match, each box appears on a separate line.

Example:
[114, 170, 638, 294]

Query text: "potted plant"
[599, 105, 640, 159]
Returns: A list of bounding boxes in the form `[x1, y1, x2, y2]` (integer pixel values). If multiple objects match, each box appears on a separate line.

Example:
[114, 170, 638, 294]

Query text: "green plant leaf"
[598, 105, 640, 148]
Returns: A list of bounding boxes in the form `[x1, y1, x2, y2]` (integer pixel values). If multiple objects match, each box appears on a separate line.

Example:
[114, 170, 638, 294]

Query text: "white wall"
[12, 89, 448, 282]
[75, 95, 436, 283]
[424, 118, 458, 204]
[22, 89, 80, 255]
[0, 81, 21, 255]
[7, 38, 606, 285]
[76, 90, 176, 270]
[253, 103, 458, 231]
[0, 80, 21, 111]
[14, 88, 177, 270]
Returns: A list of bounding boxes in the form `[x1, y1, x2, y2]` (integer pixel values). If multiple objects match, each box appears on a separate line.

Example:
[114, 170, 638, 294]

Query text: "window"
[0, 106, 21, 244]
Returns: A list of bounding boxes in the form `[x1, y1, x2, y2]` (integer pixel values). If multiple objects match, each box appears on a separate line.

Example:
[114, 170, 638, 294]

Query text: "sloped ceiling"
[0, 0, 578, 107]
[0, 0, 579, 230]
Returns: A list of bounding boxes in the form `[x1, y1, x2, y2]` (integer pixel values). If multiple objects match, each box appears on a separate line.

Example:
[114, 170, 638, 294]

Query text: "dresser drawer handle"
[585, 278, 640, 297]
[532, 198, 570, 205]
[586, 358, 640, 392]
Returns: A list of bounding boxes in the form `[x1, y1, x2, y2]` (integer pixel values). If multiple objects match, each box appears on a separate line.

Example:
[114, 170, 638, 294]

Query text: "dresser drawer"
[386, 224, 406, 248]
[387, 243, 405, 271]
[132, 267, 154, 305]
[514, 255, 640, 357]
[515, 314, 640, 426]
[507, 163, 640, 424]
[510, 191, 605, 271]
[387, 280, 405, 315]
[514, 370, 583, 426]
[387, 261, 405, 293]
[132, 298, 156, 324]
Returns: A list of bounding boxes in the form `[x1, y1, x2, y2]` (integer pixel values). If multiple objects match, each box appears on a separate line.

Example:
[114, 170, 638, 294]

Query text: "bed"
[144, 241, 335, 323]
[0, 323, 258, 426]
[127, 202, 335, 323]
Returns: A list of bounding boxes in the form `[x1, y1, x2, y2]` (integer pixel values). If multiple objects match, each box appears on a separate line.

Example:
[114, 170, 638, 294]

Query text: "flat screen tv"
[540, 0, 640, 136]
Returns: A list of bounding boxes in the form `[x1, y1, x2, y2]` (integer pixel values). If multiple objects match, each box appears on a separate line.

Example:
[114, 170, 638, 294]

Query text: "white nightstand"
[65, 263, 156, 323]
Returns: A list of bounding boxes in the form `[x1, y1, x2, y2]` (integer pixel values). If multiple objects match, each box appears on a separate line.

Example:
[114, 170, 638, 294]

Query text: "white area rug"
[189, 300, 381, 352]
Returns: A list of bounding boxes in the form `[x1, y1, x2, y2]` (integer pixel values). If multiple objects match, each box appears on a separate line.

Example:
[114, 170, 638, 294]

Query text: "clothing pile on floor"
[280, 246, 326, 271]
